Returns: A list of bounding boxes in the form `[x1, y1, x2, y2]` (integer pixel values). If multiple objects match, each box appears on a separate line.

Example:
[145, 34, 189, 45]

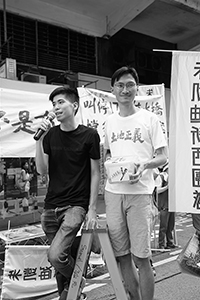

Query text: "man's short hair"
[49, 86, 79, 114]
[111, 66, 139, 87]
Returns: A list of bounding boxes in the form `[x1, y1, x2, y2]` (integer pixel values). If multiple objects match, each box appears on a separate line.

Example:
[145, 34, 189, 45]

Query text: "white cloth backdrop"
[169, 51, 200, 213]
[0, 79, 166, 157]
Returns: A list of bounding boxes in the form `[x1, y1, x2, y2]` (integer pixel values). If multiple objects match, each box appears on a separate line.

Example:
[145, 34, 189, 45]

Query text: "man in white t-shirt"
[104, 66, 167, 300]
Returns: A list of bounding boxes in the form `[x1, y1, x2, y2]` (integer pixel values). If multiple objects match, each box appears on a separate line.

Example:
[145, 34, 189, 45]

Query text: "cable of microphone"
[34, 112, 56, 141]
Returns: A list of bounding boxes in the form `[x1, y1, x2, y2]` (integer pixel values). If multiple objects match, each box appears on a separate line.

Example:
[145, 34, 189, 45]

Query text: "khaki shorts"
[105, 191, 152, 258]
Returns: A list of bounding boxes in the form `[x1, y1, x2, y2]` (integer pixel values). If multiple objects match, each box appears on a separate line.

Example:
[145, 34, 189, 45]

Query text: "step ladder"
[66, 223, 129, 300]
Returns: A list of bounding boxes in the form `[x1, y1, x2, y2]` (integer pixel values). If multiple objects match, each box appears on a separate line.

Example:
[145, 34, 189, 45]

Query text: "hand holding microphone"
[34, 112, 56, 141]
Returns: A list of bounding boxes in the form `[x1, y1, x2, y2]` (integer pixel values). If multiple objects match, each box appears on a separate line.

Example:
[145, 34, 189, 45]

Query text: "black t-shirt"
[43, 124, 100, 210]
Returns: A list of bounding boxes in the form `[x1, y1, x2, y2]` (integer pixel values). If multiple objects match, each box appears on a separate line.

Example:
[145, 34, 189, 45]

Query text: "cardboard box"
[104, 156, 137, 183]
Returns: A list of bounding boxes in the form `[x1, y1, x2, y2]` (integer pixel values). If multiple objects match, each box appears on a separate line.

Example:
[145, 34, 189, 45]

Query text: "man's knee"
[117, 253, 132, 263]
[132, 255, 150, 269]
[48, 245, 70, 267]
[48, 247, 59, 266]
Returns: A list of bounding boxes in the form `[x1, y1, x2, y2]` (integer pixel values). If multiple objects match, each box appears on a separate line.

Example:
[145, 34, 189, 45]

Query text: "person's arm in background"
[156, 165, 169, 194]
[21, 169, 26, 181]
[157, 184, 168, 194]
[85, 158, 100, 229]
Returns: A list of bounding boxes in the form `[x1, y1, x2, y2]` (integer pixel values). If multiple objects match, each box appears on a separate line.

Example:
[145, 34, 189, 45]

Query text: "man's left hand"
[85, 208, 98, 230]
[129, 163, 144, 184]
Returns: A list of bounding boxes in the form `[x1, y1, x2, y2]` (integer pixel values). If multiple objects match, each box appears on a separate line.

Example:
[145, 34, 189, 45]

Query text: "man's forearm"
[89, 172, 100, 211]
[144, 154, 167, 170]
[35, 140, 48, 175]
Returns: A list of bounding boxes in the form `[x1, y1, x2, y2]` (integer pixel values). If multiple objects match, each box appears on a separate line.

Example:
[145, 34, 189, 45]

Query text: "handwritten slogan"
[79, 84, 166, 143]
[169, 51, 200, 213]
[0, 80, 166, 157]
[1, 246, 57, 299]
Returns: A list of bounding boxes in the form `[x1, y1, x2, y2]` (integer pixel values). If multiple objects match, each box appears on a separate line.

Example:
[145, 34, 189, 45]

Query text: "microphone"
[34, 112, 56, 141]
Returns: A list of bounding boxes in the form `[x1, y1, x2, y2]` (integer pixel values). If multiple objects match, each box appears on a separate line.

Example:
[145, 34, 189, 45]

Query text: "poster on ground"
[1, 245, 57, 300]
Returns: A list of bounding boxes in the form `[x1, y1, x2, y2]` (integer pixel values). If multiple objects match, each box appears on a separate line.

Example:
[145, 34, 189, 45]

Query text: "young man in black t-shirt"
[35, 86, 100, 300]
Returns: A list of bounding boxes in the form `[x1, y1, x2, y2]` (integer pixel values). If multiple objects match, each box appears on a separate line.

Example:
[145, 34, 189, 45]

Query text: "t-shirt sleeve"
[43, 132, 51, 155]
[89, 130, 101, 160]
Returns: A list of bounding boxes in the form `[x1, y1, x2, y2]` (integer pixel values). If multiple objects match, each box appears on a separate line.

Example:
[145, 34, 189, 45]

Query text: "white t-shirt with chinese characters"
[104, 108, 167, 194]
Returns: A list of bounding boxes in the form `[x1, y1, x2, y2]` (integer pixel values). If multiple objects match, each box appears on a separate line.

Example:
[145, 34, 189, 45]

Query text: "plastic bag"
[177, 233, 200, 277]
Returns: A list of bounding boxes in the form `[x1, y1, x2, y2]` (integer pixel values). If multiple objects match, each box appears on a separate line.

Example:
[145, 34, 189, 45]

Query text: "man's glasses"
[114, 82, 137, 90]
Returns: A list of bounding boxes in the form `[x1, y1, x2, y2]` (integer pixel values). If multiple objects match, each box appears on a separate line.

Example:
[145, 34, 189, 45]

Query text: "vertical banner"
[169, 51, 200, 213]
[1, 245, 57, 300]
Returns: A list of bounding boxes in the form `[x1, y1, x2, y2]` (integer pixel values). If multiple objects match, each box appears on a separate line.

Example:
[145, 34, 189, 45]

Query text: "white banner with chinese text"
[77, 83, 167, 143]
[1, 245, 57, 300]
[169, 51, 200, 213]
[0, 79, 166, 157]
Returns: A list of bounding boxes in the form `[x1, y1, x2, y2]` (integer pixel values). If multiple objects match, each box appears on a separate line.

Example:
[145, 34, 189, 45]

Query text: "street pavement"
[1, 196, 200, 300]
